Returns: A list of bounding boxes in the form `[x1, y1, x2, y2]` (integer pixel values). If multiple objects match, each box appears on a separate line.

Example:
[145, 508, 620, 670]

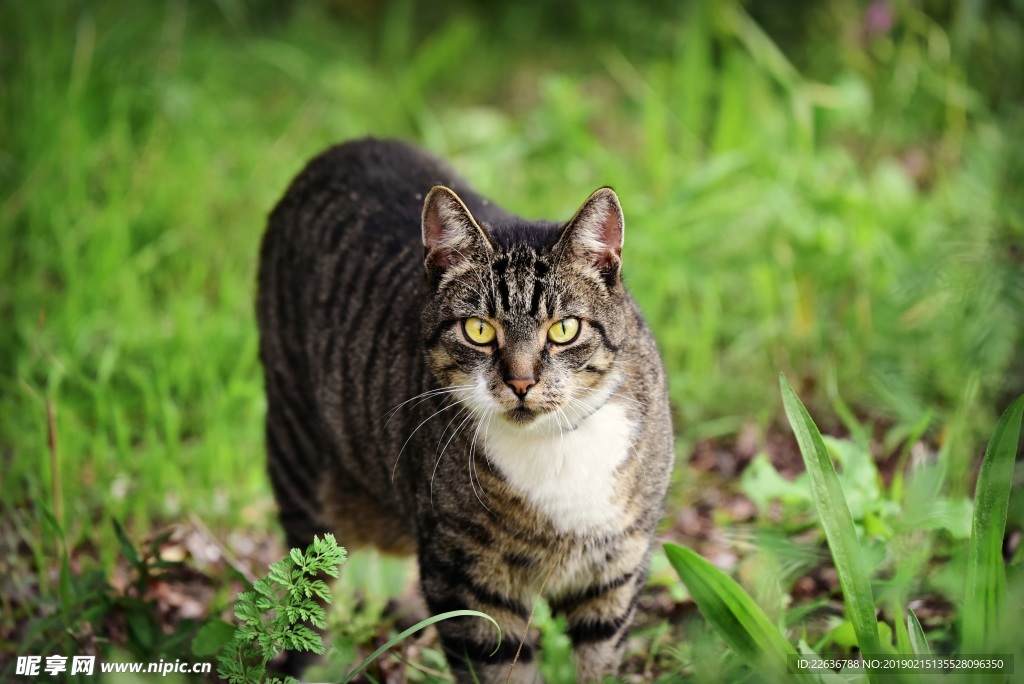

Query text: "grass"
[779, 374, 881, 669]
[1, 0, 1023, 680]
[667, 384, 1023, 683]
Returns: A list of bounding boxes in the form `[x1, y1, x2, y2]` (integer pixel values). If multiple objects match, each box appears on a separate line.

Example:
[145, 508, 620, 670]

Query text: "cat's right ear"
[421, 186, 492, 270]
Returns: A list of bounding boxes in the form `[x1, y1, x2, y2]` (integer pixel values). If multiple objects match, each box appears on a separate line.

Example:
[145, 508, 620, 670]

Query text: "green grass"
[779, 374, 881, 673]
[668, 383, 1023, 683]
[2, 0, 1023, 679]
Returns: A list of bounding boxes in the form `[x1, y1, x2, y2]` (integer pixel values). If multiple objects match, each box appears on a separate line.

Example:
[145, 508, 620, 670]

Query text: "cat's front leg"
[418, 544, 539, 684]
[552, 560, 647, 682]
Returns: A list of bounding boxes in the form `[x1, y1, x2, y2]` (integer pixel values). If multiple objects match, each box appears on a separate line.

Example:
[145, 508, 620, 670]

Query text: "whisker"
[474, 409, 495, 487]
[468, 408, 497, 515]
[628, 443, 649, 480]
[561, 393, 603, 429]
[380, 385, 474, 425]
[431, 407, 475, 508]
[572, 380, 641, 401]
[563, 397, 590, 425]
[436, 402, 471, 455]
[481, 406, 497, 471]
[391, 399, 464, 483]
[571, 382, 649, 410]
[554, 406, 568, 474]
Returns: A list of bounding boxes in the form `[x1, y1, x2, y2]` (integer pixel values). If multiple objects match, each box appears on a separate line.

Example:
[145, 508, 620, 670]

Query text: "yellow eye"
[547, 317, 580, 344]
[463, 317, 496, 345]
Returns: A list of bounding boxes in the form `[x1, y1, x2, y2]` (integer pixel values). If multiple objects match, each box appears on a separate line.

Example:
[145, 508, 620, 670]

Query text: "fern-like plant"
[211, 532, 502, 684]
[217, 533, 347, 684]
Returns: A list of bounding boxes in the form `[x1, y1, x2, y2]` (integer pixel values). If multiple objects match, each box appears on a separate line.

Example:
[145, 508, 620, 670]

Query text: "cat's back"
[264, 138, 496, 254]
[257, 138, 474, 546]
[258, 137, 475, 392]
[259, 139, 447, 349]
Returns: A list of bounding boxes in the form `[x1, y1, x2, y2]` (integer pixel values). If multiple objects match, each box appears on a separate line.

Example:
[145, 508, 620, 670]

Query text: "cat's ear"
[557, 187, 624, 274]
[421, 186, 492, 269]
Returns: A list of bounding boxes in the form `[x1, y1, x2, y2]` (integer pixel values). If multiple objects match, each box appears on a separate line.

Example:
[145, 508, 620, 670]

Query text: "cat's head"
[420, 186, 628, 432]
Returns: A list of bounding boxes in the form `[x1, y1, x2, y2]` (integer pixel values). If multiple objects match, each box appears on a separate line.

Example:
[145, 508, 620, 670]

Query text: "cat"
[256, 137, 674, 682]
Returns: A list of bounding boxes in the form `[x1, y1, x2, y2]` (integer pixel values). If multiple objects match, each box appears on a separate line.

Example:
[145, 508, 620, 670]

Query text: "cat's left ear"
[557, 187, 624, 276]
[421, 186, 492, 270]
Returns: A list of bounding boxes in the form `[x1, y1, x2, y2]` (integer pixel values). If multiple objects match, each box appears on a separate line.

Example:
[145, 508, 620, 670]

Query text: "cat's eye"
[463, 317, 496, 345]
[547, 317, 580, 344]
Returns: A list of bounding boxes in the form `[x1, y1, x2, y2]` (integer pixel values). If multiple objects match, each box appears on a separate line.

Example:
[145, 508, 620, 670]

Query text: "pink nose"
[506, 378, 536, 397]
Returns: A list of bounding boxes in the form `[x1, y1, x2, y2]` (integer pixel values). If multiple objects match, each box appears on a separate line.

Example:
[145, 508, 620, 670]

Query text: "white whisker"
[431, 407, 475, 508]
[381, 384, 474, 425]
[554, 407, 568, 475]
[391, 399, 464, 483]
[563, 397, 590, 426]
[481, 406, 496, 470]
[436, 402, 471, 455]
[468, 408, 497, 515]
[571, 382, 648, 409]
[628, 443, 649, 480]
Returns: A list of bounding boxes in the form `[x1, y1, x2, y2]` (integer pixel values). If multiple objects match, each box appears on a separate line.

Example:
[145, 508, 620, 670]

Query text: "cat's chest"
[483, 402, 636, 535]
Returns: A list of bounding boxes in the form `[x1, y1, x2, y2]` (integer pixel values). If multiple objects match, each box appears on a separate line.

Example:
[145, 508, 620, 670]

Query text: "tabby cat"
[257, 138, 674, 682]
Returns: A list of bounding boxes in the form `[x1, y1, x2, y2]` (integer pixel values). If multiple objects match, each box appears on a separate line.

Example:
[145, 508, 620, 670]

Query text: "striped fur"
[257, 138, 674, 682]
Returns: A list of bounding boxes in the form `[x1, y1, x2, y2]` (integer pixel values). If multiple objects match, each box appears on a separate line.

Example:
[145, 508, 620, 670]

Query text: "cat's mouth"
[504, 405, 538, 425]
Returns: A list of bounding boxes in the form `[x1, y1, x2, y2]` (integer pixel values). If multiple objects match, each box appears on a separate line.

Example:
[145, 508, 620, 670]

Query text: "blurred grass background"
[1, 0, 1023, 666]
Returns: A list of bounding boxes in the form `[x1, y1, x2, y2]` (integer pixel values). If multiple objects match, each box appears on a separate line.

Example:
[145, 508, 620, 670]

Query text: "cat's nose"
[506, 377, 536, 397]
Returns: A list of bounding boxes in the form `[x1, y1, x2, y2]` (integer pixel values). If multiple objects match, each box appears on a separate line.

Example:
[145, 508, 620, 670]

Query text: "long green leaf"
[664, 542, 798, 679]
[962, 395, 1024, 654]
[341, 610, 501, 683]
[906, 608, 930, 656]
[779, 375, 881, 670]
[893, 603, 911, 655]
[111, 517, 141, 568]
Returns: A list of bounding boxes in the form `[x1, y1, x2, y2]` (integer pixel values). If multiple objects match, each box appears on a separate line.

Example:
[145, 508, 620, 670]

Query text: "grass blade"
[893, 603, 911, 655]
[962, 395, 1024, 654]
[906, 608, 930, 656]
[779, 374, 881, 669]
[341, 610, 501, 683]
[664, 542, 798, 679]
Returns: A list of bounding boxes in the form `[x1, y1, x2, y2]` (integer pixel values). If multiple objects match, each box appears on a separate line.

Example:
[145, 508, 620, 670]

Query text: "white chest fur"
[483, 402, 636, 535]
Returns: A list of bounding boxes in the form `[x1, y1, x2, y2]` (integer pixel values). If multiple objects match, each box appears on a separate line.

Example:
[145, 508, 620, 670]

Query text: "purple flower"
[865, 1, 894, 36]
